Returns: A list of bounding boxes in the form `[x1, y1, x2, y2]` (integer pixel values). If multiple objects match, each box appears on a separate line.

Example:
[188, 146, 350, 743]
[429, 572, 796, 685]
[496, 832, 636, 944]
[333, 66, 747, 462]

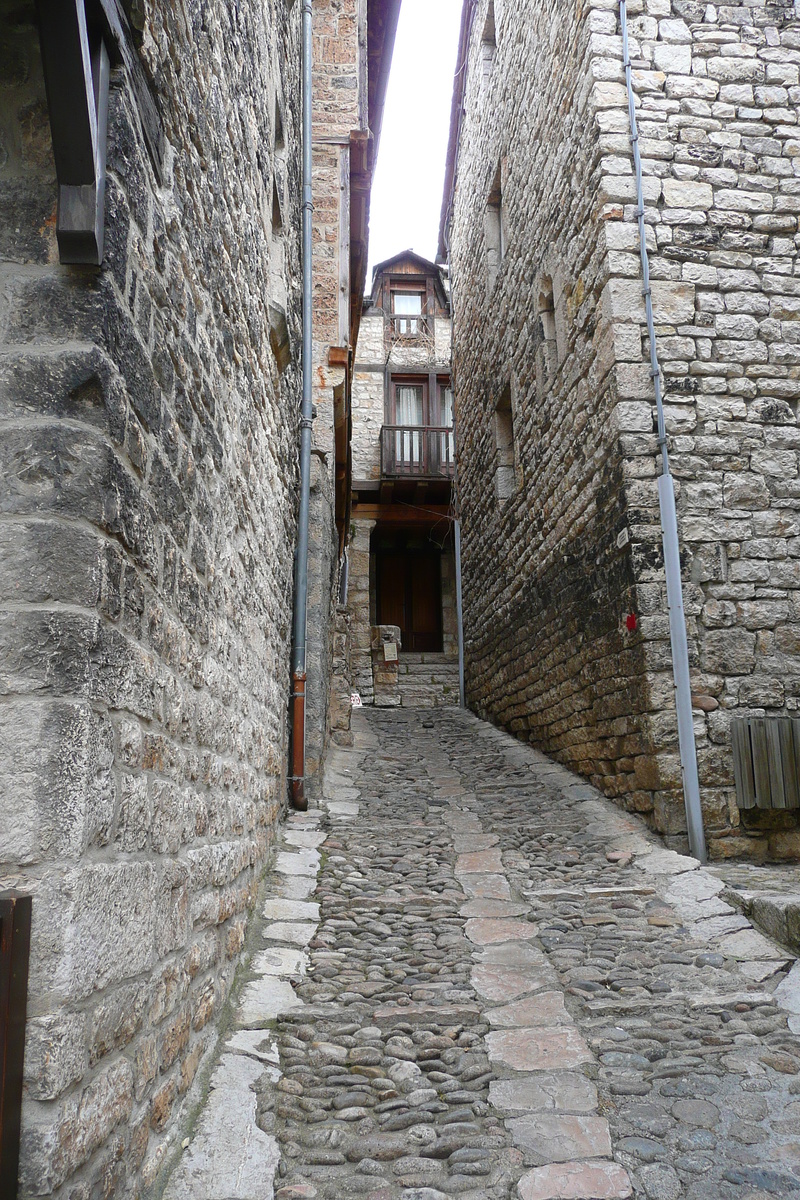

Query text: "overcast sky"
[367, 0, 463, 282]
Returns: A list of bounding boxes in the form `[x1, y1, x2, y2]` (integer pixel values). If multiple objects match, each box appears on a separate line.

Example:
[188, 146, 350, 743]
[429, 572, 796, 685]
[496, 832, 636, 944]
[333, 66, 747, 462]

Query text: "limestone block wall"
[450, 0, 657, 831]
[0, 1, 302, 1194]
[305, 0, 363, 787]
[353, 314, 386, 481]
[449, 0, 800, 857]
[596, 0, 800, 857]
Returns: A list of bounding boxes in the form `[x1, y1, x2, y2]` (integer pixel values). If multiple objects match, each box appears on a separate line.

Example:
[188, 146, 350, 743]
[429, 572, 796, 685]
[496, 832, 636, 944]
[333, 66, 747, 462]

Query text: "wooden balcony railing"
[381, 426, 456, 480]
[386, 313, 432, 339]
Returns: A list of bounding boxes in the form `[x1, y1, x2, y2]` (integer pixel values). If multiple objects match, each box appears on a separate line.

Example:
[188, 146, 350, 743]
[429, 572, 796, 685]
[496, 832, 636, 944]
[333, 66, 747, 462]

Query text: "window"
[535, 276, 557, 387]
[494, 381, 516, 503]
[440, 384, 455, 467]
[393, 379, 425, 465]
[481, 2, 496, 89]
[486, 163, 504, 292]
[391, 290, 425, 336]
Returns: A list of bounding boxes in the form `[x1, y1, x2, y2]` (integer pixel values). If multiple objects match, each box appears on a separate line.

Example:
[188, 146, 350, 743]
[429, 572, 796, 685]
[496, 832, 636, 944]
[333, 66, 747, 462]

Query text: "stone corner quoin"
[445, 0, 800, 862]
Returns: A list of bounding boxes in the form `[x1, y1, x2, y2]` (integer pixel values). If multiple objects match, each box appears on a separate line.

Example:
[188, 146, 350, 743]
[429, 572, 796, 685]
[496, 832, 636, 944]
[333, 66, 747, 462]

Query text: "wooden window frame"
[389, 375, 429, 426]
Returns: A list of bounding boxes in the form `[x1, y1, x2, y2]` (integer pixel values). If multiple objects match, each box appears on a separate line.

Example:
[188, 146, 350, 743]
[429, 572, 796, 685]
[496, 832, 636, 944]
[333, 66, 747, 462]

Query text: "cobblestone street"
[166, 709, 800, 1200]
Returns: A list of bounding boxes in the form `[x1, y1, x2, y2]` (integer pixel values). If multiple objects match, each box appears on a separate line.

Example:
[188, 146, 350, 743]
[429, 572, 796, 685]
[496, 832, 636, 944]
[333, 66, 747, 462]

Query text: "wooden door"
[377, 551, 442, 652]
[377, 555, 407, 635]
[410, 554, 441, 652]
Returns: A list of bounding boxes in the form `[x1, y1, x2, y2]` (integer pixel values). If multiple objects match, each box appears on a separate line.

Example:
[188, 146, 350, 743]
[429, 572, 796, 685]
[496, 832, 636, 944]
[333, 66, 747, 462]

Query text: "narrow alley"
[165, 709, 800, 1200]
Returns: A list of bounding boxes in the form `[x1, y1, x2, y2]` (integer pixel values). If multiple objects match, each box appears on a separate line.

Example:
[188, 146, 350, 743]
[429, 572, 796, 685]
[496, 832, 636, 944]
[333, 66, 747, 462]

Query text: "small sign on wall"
[383, 642, 398, 663]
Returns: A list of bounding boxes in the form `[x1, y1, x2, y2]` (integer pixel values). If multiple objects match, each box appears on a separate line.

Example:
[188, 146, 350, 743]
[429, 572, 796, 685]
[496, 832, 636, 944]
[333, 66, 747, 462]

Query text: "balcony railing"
[386, 313, 432, 339]
[381, 426, 456, 480]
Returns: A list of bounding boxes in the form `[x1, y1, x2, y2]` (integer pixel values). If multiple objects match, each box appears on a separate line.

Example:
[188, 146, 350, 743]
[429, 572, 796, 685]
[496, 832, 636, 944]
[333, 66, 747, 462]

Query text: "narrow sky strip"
[368, 0, 463, 282]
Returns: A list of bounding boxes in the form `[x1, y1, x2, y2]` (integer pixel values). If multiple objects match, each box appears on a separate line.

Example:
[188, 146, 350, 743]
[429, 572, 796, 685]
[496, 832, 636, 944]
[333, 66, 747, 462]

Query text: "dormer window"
[391, 288, 425, 336]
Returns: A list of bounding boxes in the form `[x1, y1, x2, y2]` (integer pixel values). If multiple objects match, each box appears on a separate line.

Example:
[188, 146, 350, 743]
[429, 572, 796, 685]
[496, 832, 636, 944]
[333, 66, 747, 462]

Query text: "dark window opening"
[481, 2, 496, 87]
[486, 163, 504, 291]
[494, 381, 516, 503]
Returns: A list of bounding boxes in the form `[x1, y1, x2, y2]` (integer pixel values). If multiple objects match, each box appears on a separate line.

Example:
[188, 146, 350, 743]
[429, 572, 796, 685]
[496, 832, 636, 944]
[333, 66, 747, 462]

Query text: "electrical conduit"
[290, 0, 314, 812]
[619, 0, 707, 862]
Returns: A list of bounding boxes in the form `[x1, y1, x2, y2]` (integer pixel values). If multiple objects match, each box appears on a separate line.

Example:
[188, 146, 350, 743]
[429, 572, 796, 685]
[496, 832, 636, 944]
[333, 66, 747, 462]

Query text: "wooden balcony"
[381, 426, 455, 480]
[386, 313, 432, 339]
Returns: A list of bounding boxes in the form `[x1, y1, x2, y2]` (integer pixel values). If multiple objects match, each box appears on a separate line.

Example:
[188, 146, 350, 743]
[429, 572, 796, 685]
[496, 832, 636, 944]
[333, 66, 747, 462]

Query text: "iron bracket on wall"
[35, 0, 164, 265]
[0, 892, 32, 1200]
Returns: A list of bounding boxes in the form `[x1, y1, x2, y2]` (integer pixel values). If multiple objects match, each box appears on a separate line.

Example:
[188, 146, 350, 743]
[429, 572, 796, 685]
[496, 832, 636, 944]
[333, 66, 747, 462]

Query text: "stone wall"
[352, 314, 386, 481]
[447, 0, 800, 857]
[0, 1, 302, 1194]
[595, 0, 800, 858]
[305, 0, 364, 788]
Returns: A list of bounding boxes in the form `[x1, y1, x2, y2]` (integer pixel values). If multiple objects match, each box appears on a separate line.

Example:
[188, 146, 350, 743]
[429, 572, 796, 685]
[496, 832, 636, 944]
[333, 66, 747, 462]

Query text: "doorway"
[376, 547, 443, 652]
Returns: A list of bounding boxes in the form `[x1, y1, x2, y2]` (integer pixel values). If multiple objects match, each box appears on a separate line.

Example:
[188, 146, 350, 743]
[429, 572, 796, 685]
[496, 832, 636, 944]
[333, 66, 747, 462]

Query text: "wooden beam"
[36, 0, 164, 264]
[0, 892, 32, 1200]
[36, 0, 109, 263]
[353, 503, 451, 525]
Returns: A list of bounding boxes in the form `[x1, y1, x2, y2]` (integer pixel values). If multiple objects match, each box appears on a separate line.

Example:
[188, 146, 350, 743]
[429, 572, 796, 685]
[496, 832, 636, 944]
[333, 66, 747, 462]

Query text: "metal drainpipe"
[454, 516, 466, 709]
[619, 0, 707, 862]
[289, 0, 314, 812]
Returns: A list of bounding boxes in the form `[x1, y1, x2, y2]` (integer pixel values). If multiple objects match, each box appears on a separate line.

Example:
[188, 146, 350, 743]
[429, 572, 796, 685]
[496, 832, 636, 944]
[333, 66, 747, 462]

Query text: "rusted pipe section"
[290, 671, 308, 812]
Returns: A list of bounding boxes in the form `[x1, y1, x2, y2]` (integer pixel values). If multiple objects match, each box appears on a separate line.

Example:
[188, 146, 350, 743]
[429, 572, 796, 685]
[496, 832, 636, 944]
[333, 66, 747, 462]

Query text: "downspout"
[454, 516, 466, 709]
[289, 0, 314, 812]
[619, 0, 706, 862]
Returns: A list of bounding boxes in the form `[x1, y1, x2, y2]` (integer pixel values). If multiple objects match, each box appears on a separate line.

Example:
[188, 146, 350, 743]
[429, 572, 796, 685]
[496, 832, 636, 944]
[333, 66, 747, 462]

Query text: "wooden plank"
[780, 720, 800, 810]
[95, 0, 165, 180]
[750, 718, 773, 809]
[0, 892, 32, 1200]
[766, 720, 787, 809]
[353, 503, 451, 526]
[731, 718, 756, 810]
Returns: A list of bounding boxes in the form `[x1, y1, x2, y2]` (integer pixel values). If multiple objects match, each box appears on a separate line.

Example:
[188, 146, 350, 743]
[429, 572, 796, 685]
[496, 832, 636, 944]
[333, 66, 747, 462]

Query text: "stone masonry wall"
[595, 0, 800, 857]
[0, 1, 302, 1194]
[305, 0, 363, 790]
[353, 313, 386, 481]
[449, 0, 800, 858]
[450, 0, 658, 833]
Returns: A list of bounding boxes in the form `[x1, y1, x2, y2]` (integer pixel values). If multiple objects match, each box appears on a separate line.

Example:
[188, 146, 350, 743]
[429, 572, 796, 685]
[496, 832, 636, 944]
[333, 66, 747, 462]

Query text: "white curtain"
[396, 385, 423, 464]
[393, 292, 422, 334]
[441, 387, 454, 465]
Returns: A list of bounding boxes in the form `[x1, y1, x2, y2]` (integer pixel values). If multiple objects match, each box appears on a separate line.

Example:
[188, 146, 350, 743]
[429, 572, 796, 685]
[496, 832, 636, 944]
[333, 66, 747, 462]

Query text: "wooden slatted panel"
[731, 719, 756, 809]
[786, 721, 800, 811]
[750, 719, 773, 809]
[766, 720, 787, 809]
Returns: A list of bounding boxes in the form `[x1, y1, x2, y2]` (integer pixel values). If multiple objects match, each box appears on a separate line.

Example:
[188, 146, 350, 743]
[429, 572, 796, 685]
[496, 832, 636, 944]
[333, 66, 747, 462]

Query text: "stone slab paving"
[162, 708, 800, 1200]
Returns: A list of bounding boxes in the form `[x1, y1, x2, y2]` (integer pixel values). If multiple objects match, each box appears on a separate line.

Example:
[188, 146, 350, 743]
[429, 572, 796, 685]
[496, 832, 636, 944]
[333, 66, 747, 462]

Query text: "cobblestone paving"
[168, 707, 800, 1200]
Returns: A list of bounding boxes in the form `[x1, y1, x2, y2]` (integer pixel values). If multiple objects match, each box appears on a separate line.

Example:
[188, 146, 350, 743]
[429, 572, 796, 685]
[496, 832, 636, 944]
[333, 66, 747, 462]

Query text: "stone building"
[349, 251, 460, 707]
[440, 0, 800, 858]
[0, 0, 396, 1195]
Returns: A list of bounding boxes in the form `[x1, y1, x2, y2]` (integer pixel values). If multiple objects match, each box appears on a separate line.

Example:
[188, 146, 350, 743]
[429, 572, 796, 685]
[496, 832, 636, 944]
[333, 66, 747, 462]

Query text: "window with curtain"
[395, 384, 424, 464]
[392, 291, 424, 335]
[440, 386, 454, 465]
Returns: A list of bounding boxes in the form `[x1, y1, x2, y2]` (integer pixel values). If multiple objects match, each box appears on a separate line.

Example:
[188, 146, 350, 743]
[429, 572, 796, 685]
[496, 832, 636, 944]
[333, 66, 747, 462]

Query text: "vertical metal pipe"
[620, 0, 706, 862]
[290, 0, 314, 811]
[454, 519, 466, 708]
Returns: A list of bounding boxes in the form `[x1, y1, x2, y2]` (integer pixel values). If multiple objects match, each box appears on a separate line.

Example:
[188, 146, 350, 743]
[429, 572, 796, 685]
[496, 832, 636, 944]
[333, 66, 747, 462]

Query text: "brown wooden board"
[731, 719, 756, 810]
[779, 720, 800, 810]
[786, 715, 800, 811]
[766, 719, 787, 809]
[750, 718, 773, 809]
[0, 892, 32, 1200]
